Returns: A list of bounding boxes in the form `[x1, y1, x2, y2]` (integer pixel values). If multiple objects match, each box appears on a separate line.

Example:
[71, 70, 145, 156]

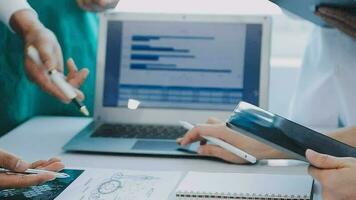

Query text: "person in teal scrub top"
[0, 0, 119, 135]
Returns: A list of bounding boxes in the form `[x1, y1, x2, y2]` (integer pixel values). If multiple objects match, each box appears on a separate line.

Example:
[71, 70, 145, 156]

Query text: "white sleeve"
[0, 0, 36, 30]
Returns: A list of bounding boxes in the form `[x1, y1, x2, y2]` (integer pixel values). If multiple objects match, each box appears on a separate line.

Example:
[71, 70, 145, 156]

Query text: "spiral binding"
[175, 190, 310, 200]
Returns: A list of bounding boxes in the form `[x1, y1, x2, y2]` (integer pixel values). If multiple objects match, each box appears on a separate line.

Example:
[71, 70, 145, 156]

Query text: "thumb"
[0, 150, 30, 172]
[306, 149, 348, 169]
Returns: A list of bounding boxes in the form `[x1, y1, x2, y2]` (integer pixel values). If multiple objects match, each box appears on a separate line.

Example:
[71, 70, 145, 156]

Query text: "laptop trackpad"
[132, 140, 180, 151]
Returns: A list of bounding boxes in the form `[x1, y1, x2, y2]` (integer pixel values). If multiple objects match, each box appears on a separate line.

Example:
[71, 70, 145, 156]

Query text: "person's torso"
[289, 27, 356, 128]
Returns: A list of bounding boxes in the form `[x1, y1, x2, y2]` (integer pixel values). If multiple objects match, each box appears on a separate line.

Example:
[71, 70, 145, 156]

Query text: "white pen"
[179, 120, 257, 164]
[26, 45, 89, 116]
[0, 168, 70, 179]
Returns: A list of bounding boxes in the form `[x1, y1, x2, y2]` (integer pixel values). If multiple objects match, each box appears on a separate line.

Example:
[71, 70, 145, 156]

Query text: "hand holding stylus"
[179, 121, 256, 163]
[27, 46, 90, 116]
[0, 149, 65, 188]
[177, 117, 288, 164]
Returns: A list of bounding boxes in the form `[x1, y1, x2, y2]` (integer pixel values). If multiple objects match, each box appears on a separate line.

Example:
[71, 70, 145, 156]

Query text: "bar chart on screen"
[109, 21, 248, 110]
[128, 35, 232, 74]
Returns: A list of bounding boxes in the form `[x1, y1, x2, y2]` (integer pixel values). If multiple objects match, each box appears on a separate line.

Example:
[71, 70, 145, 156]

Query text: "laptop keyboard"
[91, 123, 188, 140]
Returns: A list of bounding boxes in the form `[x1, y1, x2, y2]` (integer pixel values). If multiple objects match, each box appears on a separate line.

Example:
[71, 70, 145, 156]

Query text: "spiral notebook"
[175, 172, 314, 200]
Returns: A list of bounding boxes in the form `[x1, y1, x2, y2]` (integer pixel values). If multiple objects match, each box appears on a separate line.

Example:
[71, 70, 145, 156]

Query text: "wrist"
[10, 9, 43, 37]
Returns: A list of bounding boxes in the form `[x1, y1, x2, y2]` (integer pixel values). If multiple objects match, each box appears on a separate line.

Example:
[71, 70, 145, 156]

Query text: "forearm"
[329, 126, 356, 147]
[10, 9, 43, 37]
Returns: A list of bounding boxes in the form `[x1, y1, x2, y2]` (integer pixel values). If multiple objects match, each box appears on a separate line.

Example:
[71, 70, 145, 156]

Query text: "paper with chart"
[56, 169, 182, 200]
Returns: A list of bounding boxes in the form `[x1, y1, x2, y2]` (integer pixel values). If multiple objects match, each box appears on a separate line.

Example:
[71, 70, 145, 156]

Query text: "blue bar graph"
[129, 34, 227, 74]
[159, 55, 195, 58]
[130, 63, 231, 73]
[130, 63, 177, 69]
[132, 35, 160, 41]
[131, 45, 189, 53]
[132, 35, 215, 41]
[131, 54, 195, 61]
[131, 54, 159, 61]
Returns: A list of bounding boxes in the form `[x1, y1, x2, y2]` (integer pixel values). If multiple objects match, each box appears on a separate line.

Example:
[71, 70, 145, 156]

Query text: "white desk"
[0, 117, 322, 199]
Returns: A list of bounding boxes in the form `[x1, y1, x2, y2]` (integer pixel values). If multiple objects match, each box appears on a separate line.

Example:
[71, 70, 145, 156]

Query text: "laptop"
[63, 12, 271, 156]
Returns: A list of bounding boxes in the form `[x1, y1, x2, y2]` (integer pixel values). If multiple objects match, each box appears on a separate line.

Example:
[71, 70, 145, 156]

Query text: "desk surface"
[0, 116, 322, 199]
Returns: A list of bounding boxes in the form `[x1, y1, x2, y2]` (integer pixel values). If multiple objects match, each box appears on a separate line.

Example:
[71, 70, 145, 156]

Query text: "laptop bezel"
[94, 12, 271, 125]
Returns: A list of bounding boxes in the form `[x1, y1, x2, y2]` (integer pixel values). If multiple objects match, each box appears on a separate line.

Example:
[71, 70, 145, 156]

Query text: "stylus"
[0, 168, 70, 179]
[26, 45, 89, 116]
[179, 121, 257, 164]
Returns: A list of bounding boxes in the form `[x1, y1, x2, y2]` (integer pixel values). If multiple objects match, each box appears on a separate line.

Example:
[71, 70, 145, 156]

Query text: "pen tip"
[80, 106, 90, 116]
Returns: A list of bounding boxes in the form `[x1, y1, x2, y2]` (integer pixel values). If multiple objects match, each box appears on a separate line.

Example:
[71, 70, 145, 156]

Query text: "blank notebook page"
[176, 172, 313, 199]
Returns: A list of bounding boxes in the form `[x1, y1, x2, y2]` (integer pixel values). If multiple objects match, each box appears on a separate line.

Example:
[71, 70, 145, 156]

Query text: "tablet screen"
[227, 102, 356, 161]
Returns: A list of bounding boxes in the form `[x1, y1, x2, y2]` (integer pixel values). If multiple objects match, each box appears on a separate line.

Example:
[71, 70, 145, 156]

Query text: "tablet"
[226, 101, 356, 162]
[270, 0, 356, 26]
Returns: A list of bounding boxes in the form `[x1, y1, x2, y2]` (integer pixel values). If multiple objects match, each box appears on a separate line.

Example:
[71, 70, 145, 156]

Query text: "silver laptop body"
[63, 12, 271, 156]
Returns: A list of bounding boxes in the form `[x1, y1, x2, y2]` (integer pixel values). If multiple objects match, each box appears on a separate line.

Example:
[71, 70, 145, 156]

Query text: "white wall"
[115, 0, 281, 15]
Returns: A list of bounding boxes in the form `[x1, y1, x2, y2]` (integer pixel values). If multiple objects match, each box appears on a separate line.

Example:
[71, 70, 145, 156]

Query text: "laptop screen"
[102, 20, 262, 110]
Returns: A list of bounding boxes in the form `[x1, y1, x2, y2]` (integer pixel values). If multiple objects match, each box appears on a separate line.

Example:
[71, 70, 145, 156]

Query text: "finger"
[0, 173, 55, 188]
[306, 149, 349, 169]
[198, 144, 247, 164]
[67, 68, 89, 88]
[73, 88, 85, 101]
[179, 124, 235, 146]
[66, 58, 78, 79]
[176, 137, 183, 144]
[47, 157, 62, 163]
[33, 73, 71, 103]
[39, 162, 65, 172]
[0, 150, 30, 172]
[206, 117, 223, 124]
[24, 60, 71, 103]
[178, 126, 207, 146]
[176, 137, 208, 145]
[30, 160, 48, 169]
[31, 157, 62, 169]
[66, 64, 88, 101]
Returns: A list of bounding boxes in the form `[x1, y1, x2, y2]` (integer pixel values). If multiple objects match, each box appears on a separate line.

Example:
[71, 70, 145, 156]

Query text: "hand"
[0, 149, 64, 189]
[10, 10, 89, 102]
[306, 149, 356, 200]
[76, 0, 120, 12]
[24, 27, 89, 103]
[177, 117, 288, 164]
